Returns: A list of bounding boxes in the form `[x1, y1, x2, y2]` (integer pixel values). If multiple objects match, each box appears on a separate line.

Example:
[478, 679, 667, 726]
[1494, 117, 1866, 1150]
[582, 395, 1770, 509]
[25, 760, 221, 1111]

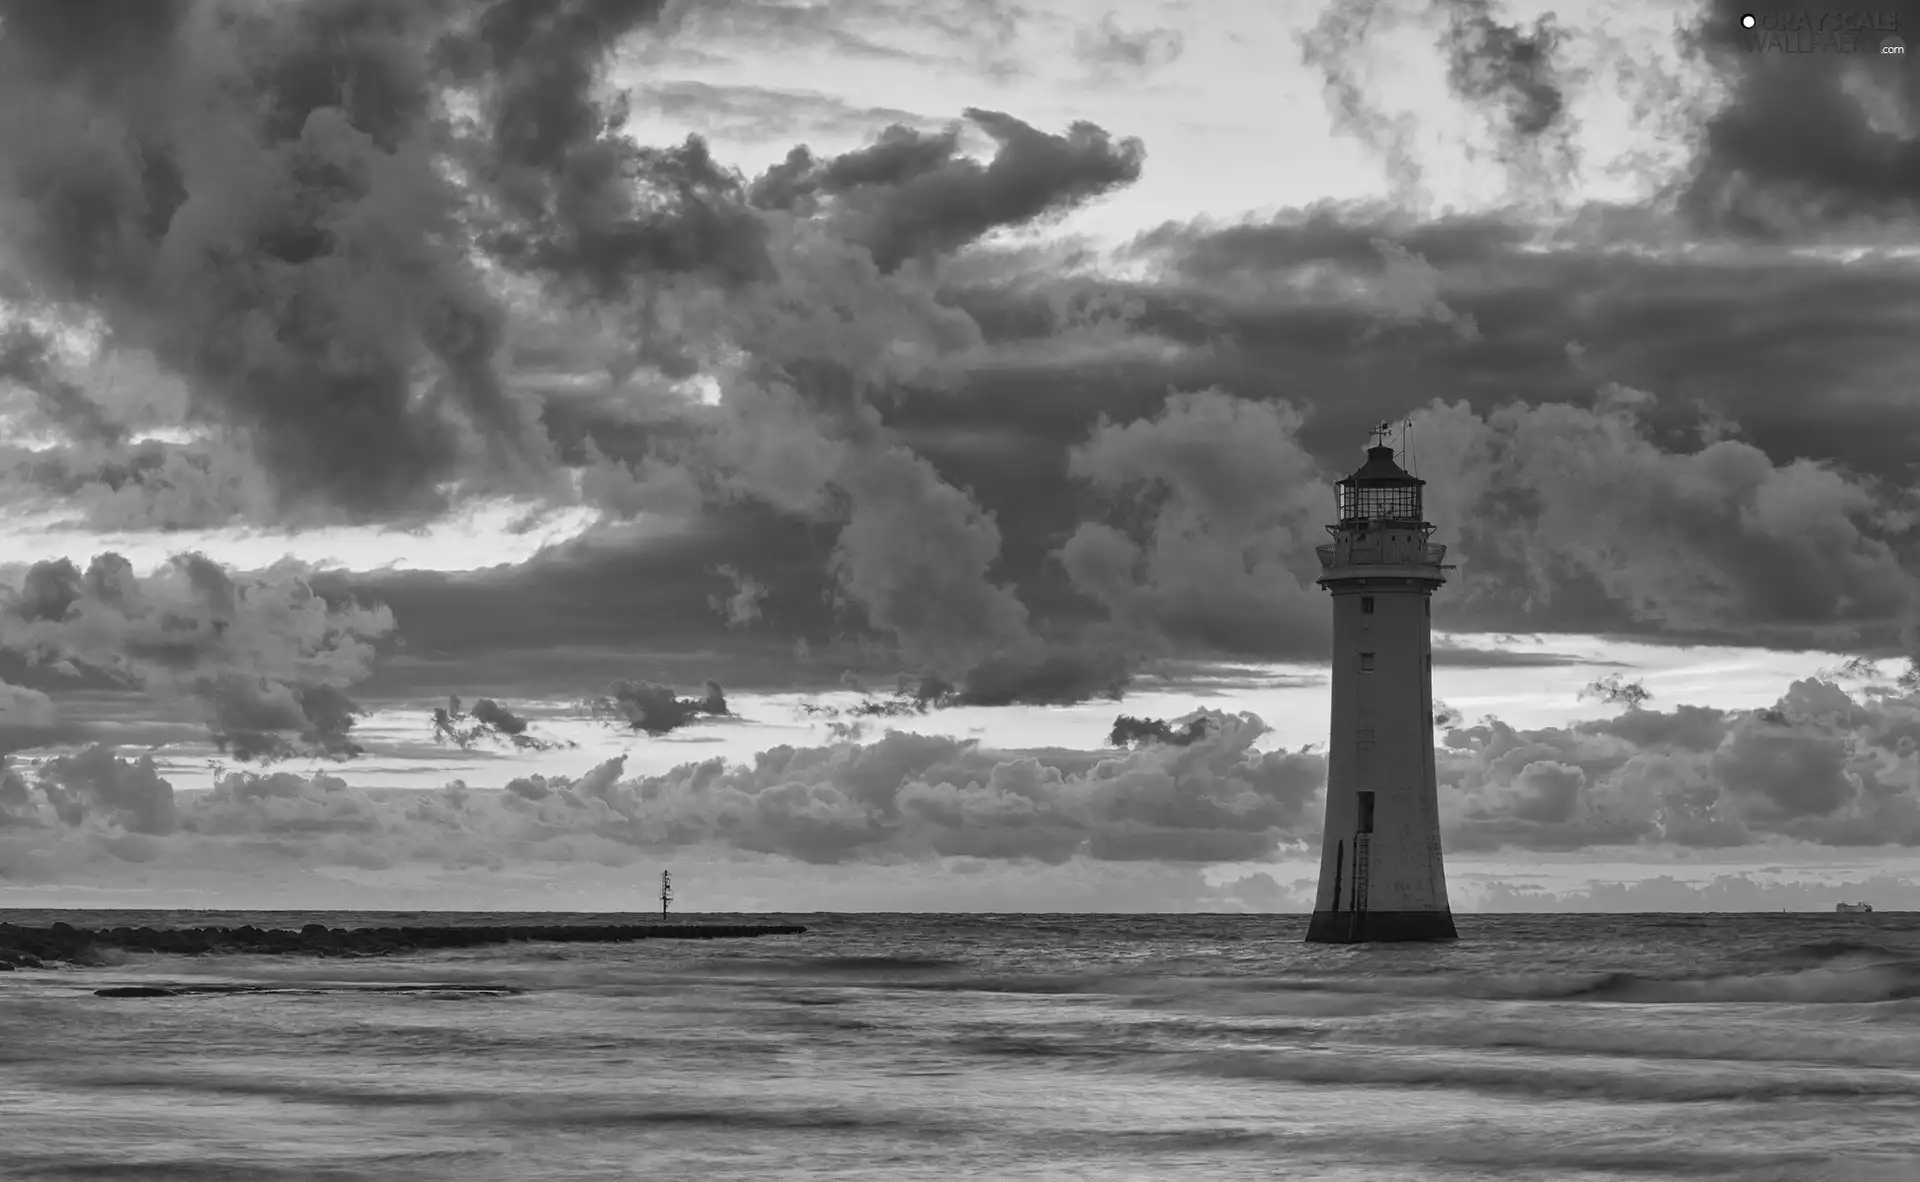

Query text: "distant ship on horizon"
[1835, 901, 1873, 914]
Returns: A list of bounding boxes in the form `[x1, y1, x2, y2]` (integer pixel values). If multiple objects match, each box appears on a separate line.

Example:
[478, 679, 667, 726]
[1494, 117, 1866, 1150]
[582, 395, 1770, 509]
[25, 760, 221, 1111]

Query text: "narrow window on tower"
[1359, 652, 1376, 673]
[1424, 598, 1430, 618]
[1357, 726, 1375, 751]
[1361, 596, 1375, 614]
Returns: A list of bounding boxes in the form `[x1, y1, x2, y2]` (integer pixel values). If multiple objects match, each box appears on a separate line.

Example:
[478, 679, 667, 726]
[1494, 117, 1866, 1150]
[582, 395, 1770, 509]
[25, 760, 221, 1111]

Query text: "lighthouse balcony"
[1315, 541, 1448, 568]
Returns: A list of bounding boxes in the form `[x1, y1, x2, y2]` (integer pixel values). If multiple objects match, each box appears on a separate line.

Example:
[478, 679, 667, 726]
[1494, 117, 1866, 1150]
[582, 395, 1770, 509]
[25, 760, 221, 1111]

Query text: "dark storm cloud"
[328, 190, 1920, 683]
[587, 678, 730, 735]
[1108, 713, 1212, 748]
[0, 678, 68, 758]
[892, 209, 1920, 656]
[33, 744, 177, 835]
[0, 323, 124, 444]
[8, 0, 1915, 700]
[748, 110, 1146, 270]
[0, 434, 272, 530]
[1680, 0, 1920, 238]
[1058, 389, 1329, 659]
[443, 0, 772, 297]
[1437, 0, 1578, 176]
[0, 553, 393, 762]
[314, 512, 864, 700]
[708, 563, 768, 627]
[431, 694, 572, 751]
[0, 0, 556, 522]
[1431, 644, 1614, 668]
[0, 0, 1156, 698]
[1302, 0, 1919, 238]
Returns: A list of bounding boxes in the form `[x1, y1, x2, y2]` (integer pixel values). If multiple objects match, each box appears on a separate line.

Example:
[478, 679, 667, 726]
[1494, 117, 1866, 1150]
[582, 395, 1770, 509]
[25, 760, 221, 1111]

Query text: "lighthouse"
[1305, 424, 1457, 943]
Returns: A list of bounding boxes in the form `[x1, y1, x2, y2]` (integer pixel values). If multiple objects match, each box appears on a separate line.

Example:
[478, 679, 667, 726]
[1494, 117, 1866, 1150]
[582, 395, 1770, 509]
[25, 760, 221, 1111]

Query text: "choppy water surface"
[3, 911, 1918, 1181]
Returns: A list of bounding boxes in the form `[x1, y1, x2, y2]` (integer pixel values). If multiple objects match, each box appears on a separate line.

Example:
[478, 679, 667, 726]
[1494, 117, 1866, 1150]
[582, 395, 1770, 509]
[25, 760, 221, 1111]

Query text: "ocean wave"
[1206, 957, 1920, 1006]
[1148, 1047, 1920, 1103]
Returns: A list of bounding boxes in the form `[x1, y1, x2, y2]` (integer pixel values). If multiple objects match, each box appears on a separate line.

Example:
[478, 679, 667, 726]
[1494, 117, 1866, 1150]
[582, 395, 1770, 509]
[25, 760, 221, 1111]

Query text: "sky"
[1, 0, 1918, 913]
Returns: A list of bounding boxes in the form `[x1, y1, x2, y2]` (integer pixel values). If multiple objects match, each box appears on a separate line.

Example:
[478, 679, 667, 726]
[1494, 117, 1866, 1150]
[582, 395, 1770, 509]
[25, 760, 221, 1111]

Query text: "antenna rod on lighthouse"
[660, 870, 673, 917]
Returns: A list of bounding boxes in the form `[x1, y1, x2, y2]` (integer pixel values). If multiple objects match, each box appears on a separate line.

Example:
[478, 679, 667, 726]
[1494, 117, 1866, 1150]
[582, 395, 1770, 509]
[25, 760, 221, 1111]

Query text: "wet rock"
[96, 986, 178, 997]
[0, 921, 807, 968]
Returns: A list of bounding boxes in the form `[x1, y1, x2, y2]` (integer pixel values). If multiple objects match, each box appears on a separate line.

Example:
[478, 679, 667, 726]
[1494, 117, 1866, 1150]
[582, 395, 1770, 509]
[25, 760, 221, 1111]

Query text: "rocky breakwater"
[0, 920, 808, 968]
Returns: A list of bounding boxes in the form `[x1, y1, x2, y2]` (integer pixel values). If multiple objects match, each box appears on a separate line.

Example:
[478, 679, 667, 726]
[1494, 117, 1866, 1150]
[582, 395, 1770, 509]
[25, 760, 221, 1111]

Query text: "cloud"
[430, 694, 572, 752]
[748, 109, 1146, 270]
[33, 744, 176, 835]
[0, 707, 1325, 870]
[1059, 390, 1330, 659]
[4, 0, 1917, 705]
[1440, 673, 1920, 852]
[0, 0, 557, 521]
[1108, 712, 1214, 748]
[1678, 0, 1920, 239]
[0, 322, 124, 445]
[1408, 392, 1920, 645]
[636, 81, 937, 142]
[3, 668, 1919, 907]
[0, 433, 274, 531]
[1072, 14, 1185, 78]
[586, 679, 731, 735]
[708, 563, 768, 627]
[0, 678, 61, 757]
[0, 552, 393, 761]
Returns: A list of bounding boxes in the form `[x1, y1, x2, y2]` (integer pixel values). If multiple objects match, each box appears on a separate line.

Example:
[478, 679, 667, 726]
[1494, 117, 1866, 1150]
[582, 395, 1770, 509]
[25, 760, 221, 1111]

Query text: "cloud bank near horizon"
[4, 665, 1919, 909]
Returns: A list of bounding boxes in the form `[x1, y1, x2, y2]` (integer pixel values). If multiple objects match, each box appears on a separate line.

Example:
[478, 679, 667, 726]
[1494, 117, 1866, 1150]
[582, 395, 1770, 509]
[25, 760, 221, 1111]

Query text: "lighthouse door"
[1351, 793, 1375, 928]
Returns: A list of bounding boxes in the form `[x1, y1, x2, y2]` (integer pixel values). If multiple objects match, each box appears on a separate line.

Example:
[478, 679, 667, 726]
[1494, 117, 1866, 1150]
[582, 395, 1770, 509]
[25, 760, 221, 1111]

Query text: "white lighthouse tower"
[1306, 424, 1457, 943]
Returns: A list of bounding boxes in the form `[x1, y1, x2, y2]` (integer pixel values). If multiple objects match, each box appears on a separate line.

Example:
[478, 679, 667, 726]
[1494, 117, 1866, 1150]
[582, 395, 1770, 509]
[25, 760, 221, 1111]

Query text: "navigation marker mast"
[660, 870, 673, 916]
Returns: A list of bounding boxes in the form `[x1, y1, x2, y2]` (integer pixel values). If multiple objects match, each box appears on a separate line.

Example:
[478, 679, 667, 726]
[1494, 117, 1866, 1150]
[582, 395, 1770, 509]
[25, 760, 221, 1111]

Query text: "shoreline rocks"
[0, 921, 808, 968]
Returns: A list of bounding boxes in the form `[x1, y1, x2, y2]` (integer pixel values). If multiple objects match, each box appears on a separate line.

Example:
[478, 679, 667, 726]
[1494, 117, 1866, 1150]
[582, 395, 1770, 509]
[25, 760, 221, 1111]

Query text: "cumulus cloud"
[0, 552, 393, 761]
[1409, 394, 1920, 644]
[0, 322, 124, 445]
[0, 678, 60, 756]
[0, 0, 555, 521]
[431, 695, 572, 752]
[2, 670, 1918, 909]
[1108, 713, 1213, 748]
[748, 108, 1145, 270]
[1060, 390, 1330, 659]
[1441, 674, 1920, 852]
[0, 707, 1325, 869]
[585, 679, 731, 735]
[707, 563, 767, 627]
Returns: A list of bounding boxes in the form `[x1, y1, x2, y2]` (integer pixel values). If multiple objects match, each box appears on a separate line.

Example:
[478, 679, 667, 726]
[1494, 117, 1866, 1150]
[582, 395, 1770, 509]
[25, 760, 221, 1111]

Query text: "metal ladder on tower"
[1348, 833, 1371, 940]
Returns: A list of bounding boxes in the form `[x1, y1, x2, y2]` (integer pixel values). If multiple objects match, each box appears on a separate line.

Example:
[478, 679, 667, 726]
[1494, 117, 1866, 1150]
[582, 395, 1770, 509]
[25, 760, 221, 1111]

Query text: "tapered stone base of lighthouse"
[1305, 432, 1457, 944]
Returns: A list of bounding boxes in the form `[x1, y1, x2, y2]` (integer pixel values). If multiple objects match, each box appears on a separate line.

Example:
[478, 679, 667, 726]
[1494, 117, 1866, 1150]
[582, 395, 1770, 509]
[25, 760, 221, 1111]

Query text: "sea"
[1, 911, 1917, 1182]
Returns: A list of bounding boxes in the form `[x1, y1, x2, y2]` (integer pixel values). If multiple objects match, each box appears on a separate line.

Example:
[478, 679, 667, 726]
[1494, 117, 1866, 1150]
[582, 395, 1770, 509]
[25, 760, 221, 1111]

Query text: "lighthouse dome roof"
[1341, 445, 1423, 487]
